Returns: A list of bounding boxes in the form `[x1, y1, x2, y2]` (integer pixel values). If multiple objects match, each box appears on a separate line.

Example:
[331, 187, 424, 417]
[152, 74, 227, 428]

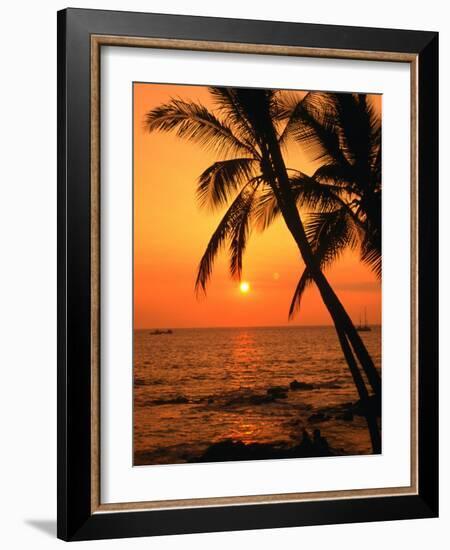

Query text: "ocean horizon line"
[135, 323, 382, 331]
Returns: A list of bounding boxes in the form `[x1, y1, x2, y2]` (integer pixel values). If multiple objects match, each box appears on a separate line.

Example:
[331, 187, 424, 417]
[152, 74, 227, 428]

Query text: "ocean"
[133, 325, 381, 465]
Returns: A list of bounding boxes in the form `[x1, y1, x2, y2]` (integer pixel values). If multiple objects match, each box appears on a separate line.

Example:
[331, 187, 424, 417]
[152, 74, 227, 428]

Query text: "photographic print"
[133, 83, 382, 466]
[58, 11, 438, 539]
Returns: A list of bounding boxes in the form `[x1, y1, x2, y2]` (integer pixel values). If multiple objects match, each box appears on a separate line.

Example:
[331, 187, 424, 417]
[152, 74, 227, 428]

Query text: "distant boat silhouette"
[149, 329, 173, 335]
[356, 308, 371, 332]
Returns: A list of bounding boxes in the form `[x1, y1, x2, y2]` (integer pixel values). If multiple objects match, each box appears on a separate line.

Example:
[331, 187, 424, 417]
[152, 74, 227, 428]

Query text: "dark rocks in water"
[272, 392, 288, 400]
[336, 410, 354, 421]
[192, 440, 277, 462]
[319, 381, 342, 389]
[152, 395, 189, 405]
[222, 392, 276, 407]
[315, 394, 380, 420]
[311, 428, 330, 455]
[267, 386, 289, 399]
[267, 385, 289, 394]
[190, 428, 334, 463]
[308, 412, 331, 423]
[289, 378, 342, 391]
[249, 394, 277, 404]
[290, 379, 315, 391]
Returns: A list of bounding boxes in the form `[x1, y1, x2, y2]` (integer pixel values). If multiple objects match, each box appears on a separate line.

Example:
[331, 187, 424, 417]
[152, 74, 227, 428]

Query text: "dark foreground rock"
[151, 395, 189, 405]
[317, 394, 381, 421]
[290, 379, 315, 390]
[266, 386, 289, 399]
[335, 410, 354, 421]
[220, 391, 278, 407]
[308, 412, 332, 423]
[189, 429, 334, 463]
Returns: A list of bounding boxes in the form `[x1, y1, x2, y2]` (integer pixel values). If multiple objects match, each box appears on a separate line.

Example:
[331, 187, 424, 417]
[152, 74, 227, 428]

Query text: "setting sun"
[239, 281, 250, 294]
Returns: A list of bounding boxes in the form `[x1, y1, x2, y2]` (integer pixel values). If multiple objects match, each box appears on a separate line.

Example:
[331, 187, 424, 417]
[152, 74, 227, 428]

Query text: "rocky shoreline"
[134, 378, 380, 465]
[188, 428, 334, 462]
[140, 377, 345, 407]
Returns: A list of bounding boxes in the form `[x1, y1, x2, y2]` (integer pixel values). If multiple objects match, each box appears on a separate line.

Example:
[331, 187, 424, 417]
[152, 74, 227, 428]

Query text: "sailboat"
[356, 307, 371, 332]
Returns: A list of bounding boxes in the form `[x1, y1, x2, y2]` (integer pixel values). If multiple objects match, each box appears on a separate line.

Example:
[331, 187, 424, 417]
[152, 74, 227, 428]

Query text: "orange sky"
[134, 83, 381, 328]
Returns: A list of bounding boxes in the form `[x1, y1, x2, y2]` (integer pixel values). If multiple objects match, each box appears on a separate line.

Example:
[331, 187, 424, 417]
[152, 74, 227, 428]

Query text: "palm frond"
[144, 98, 253, 157]
[229, 185, 260, 279]
[289, 208, 361, 319]
[284, 93, 350, 166]
[271, 91, 307, 122]
[208, 87, 260, 157]
[196, 157, 257, 210]
[313, 163, 356, 189]
[195, 183, 259, 294]
[360, 215, 382, 278]
[305, 208, 360, 267]
[230, 88, 276, 149]
[270, 91, 307, 143]
[370, 115, 382, 191]
[253, 187, 280, 231]
[289, 172, 347, 212]
[371, 142, 382, 182]
[330, 94, 381, 192]
[288, 269, 311, 319]
[361, 243, 382, 278]
[276, 95, 309, 148]
[253, 172, 346, 232]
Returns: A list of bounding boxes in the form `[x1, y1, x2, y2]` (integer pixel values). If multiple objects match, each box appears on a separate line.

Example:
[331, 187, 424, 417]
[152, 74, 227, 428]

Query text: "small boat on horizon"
[149, 329, 173, 335]
[356, 308, 371, 332]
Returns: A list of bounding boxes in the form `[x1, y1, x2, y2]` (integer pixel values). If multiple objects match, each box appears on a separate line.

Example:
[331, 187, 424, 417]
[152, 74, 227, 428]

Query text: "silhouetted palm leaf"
[279, 91, 381, 279]
[253, 188, 279, 231]
[288, 270, 310, 318]
[144, 98, 253, 157]
[307, 209, 360, 264]
[272, 90, 306, 123]
[361, 243, 381, 278]
[289, 208, 360, 317]
[253, 173, 345, 231]
[313, 163, 356, 189]
[282, 92, 349, 166]
[195, 182, 260, 294]
[196, 157, 257, 210]
[275, 92, 309, 148]
[290, 173, 347, 212]
[208, 87, 260, 156]
[229, 184, 260, 279]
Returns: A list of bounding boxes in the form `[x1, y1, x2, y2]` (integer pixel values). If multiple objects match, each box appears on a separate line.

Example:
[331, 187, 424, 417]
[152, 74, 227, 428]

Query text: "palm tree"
[273, 91, 381, 317]
[144, 87, 381, 452]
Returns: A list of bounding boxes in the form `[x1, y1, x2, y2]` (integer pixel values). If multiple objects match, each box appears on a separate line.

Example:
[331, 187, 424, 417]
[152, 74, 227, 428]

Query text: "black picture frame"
[57, 7, 438, 541]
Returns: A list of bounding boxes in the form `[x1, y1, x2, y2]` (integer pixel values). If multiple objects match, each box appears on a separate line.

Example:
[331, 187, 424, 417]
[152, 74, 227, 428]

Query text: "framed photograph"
[57, 8, 438, 541]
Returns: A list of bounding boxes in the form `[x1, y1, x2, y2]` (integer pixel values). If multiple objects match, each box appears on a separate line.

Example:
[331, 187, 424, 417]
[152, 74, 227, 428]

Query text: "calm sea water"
[133, 326, 381, 465]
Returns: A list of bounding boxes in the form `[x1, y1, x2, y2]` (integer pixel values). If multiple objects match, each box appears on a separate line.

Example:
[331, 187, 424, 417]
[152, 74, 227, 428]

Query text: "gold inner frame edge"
[90, 34, 419, 514]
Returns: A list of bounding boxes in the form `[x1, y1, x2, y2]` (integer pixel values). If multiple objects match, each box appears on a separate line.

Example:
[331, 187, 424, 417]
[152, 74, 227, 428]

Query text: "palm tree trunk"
[282, 200, 381, 400]
[275, 198, 382, 453]
[261, 128, 381, 399]
[335, 328, 381, 453]
[255, 111, 381, 452]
